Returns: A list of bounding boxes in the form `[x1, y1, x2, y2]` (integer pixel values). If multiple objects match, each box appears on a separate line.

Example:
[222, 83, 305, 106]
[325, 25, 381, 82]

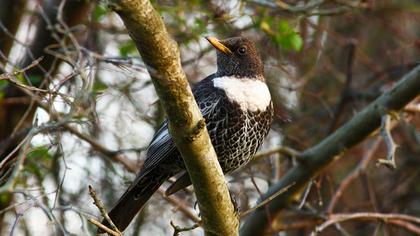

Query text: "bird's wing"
[139, 120, 174, 176]
[138, 74, 220, 178]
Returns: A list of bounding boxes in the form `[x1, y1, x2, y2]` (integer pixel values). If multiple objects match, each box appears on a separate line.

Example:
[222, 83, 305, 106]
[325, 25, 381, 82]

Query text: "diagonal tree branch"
[110, 0, 238, 235]
[240, 66, 420, 235]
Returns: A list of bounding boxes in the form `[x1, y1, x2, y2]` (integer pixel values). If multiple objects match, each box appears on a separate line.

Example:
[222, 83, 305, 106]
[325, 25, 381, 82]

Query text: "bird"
[100, 36, 273, 232]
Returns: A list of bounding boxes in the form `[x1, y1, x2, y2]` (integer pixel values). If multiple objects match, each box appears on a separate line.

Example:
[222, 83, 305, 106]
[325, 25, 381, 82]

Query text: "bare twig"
[88, 185, 122, 235]
[240, 65, 420, 236]
[2, 76, 139, 175]
[0, 57, 72, 100]
[88, 218, 122, 236]
[170, 221, 200, 236]
[247, 0, 325, 13]
[298, 180, 313, 209]
[376, 114, 398, 169]
[403, 102, 420, 113]
[61, 124, 138, 173]
[387, 219, 420, 235]
[240, 183, 294, 218]
[253, 146, 302, 161]
[327, 138, 382, 213]
[247, 0, 356, 16]
[0, 121, 70, 192]
[311, 212, 420, 235]
[0, 134, 31, 170]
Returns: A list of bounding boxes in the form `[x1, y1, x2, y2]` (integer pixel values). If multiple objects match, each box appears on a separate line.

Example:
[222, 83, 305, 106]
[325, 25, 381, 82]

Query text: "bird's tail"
[98, 171, 168, 233]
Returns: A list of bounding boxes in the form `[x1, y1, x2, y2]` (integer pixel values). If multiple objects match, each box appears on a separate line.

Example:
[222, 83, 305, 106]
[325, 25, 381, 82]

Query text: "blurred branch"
[240, 66, 420, 235]
[0, 0, 26, 63]
[403, 103, 420, 113]
[327, 138, 382, 213]
[253, 146, 302, 161]
[60, 123, 138, 172]
[240, 183, 294, 218]
[311, 212, 420, 235]
[0, 121, 69, 192]
[328, 40, 356, 133]
[157, 188, 201, 223]
[4, 77, 139, 173]
[246, 0, 358, 15]
[376, 114, 398, 169]
[2, 58, 200, 225]
[247, 0, 325, 12]
[111, 0, 238, 235]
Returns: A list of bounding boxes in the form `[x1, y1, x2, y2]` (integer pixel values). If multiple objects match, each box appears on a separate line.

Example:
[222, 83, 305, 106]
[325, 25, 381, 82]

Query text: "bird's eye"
[238, 47, 246, 55]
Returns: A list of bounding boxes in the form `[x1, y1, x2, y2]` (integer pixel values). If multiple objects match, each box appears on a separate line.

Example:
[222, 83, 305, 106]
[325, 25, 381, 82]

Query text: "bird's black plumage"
[100, 36, 273, 232]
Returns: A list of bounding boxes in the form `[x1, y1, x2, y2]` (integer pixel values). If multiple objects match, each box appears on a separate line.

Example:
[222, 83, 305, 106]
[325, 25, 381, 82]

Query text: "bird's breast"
[212, 76, 272, 112]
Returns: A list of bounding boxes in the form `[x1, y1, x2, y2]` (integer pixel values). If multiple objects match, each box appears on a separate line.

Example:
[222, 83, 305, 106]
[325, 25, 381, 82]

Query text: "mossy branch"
[240, 66, 420, 235]
[111, 0, 239, 235]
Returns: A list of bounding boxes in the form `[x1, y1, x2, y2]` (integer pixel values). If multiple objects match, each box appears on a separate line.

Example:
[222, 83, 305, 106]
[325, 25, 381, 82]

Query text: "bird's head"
[206, 36, 264, 78]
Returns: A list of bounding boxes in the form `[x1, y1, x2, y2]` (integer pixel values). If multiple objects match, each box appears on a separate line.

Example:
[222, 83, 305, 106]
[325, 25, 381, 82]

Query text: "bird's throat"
[213, 76, 272, 112]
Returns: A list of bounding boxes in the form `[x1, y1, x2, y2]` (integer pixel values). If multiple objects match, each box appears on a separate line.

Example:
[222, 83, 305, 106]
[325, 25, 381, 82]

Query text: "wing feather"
[138, 74, 219, 177]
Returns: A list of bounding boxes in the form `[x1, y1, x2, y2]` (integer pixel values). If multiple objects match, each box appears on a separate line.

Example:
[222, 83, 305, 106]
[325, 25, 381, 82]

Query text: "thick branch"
[112, 0, 238, 235]
[240, 66, 420, 235]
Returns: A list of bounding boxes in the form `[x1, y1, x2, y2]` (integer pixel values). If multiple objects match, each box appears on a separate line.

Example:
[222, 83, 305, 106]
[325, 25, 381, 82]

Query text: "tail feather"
[98, 172, 167, 233]
[165, 171, 192, 196]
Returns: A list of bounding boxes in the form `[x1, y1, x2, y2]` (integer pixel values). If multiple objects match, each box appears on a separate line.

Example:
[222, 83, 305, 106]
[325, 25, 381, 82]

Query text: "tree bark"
[111, 0, 239, 235]
[240, 65, 420, 235]
[0, 0, 26, 65]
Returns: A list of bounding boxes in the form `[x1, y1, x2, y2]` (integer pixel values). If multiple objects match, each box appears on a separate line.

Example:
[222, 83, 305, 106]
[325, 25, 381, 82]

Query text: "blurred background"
[0, 0, 419, 235]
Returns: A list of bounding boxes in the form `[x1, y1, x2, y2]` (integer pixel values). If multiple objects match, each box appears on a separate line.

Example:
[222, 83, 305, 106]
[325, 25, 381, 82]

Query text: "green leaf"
[28, 75, 42, 86]
[278, 20, 290, 33]
[93, 79, 108, 94]
[93, 5, 108, 21]
[119, 41, 138, 58]
[272, 20, 303, 52]
[0, 80, 7, 99]
[195, 18, 205, 29]
[27, 146, 52, 160]
[0, 192, 11, 204]
[290, 34, 303, 51]
[23, 146, 52, 178]
[0, 80, 8, 90]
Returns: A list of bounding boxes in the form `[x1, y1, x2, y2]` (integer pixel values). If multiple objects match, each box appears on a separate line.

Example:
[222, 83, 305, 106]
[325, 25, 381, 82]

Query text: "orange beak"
[205, 36, 232, 55]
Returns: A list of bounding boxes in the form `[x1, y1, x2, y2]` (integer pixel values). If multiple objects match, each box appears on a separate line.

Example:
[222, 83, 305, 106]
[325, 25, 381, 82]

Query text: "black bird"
[101, 36, 273, 232]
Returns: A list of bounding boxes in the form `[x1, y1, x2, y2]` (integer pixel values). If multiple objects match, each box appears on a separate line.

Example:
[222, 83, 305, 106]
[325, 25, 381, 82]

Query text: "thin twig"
[376, 114, 398, 169]
[0, 134, 31, 170]
[88, 218, 121, 236]
[328, 40, 356, 133]
[253, 146, 303, 161]
[403, 102, 420, 113]
[311, 212, 420, 235]
[170, 221, 200, 236]
[240, 183, 295, 218]
[387, 219, 420, 235]
[0, 122, 67, 192]
[298, 180, 314, 209]
[88, 185, 122, 235]
[327, 138, 382, 213]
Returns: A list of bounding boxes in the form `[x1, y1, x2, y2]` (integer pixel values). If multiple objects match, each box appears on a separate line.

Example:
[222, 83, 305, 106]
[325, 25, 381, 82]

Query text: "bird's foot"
[228, 189, 240, 214]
